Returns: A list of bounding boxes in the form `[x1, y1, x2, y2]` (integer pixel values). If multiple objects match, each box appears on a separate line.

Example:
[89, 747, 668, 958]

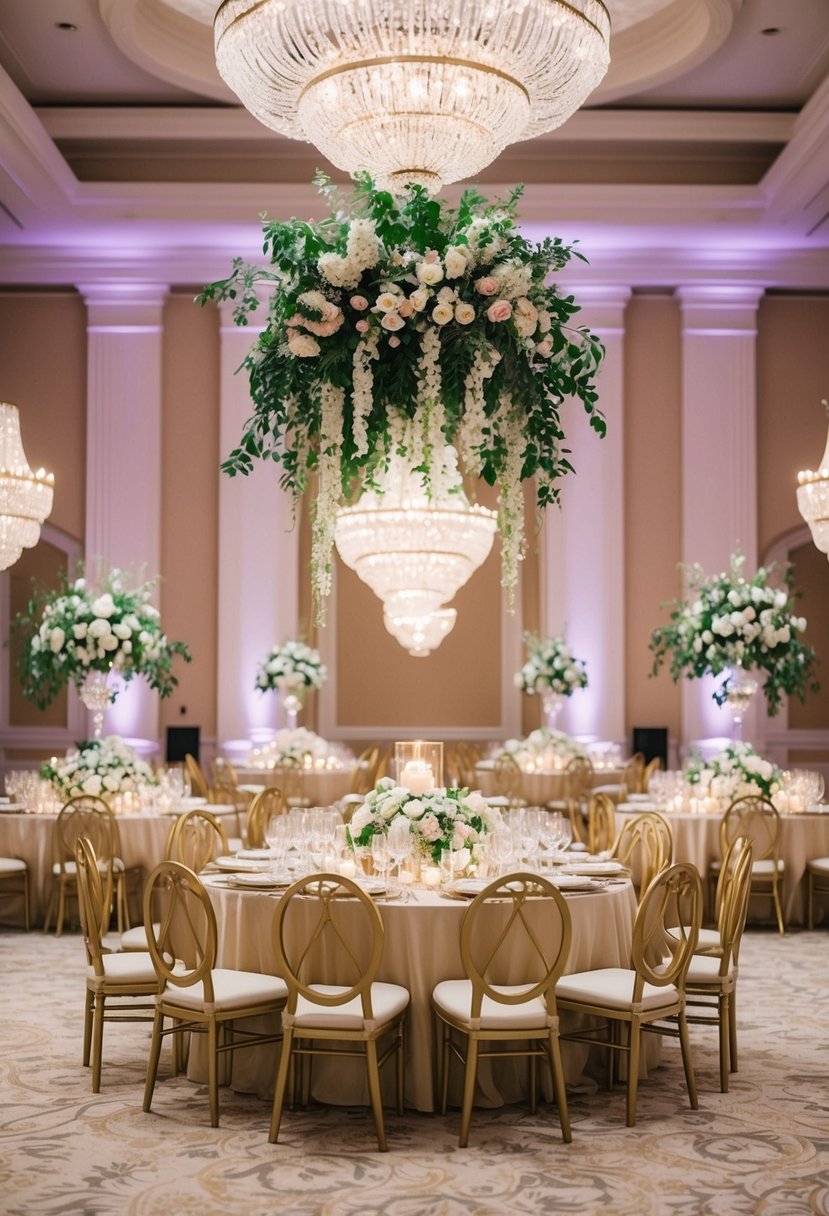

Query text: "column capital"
[676, 285, 765, 334]
[78, 283, 169, 331]
[572, 286, 632, 333]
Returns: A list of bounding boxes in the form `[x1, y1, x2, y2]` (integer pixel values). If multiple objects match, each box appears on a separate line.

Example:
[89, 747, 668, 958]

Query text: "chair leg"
[143, 1010, 165, 1114]
[729, 988, 738, 1073]
[82, 989, 94, 1067]
[771, 877, 784, 935]
[677, 1010, 698, 1111]
[268, 1027, 294, 1144]
[718, 994, 730, 1093]
[91, 993, 106, 1093]
[55, 880, 66, 938]
[458, 1035, 479, 1149]
[365, 1038, 388, 1153]
[43, 882, 56, 934]
[395, 1022, 405, 1117]
[439, 1021, 451, 1116]
[23, 870, 31, 932]
[625, 1021, 640, 1127]
[207, 1018, 219, 1128]
[807, 872, 814, 931]
[530, 1051, 538, 1115]
[548, 1032, 572, 1144]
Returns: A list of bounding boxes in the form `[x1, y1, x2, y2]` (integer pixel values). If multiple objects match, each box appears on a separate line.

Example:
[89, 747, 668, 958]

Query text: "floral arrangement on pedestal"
[501, 728, 587, 771]
[254, 640, 326, 694]
[247, 727, 333, 770]
[200, 173, 605, 614]
[684, 742, 782, 802]
[516, 632, 588, 696]
[649, 552, 819, 715]
[41, 735, 157, 801]
[13, 565, 191, 710]
[347, 778, 502, 866]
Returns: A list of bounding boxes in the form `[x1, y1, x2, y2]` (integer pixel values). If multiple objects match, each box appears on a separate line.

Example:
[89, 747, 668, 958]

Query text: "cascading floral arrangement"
[347, 777, 502, 866]
[649, 553, 819, 715]
[255, 640, 326, 694]
[684, 742, 782, 802]
[199, 173, 605, 616]
[41, 735, 157, 801]
[516, 632, 588, 695]
[13, 565, 191, 710]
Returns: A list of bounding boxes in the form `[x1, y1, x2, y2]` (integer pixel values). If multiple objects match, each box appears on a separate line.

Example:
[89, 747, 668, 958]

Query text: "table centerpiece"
[684, 741, 783, 806]
[41, 735, 157, 804]
[516, 631, 588, 729]
[501, 727, 588, 773]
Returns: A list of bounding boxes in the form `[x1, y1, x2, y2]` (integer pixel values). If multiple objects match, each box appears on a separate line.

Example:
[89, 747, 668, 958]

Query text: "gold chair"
[246, 786, 289, 848]
[269, 872, 409, 1152]
[75, 836, 157, 1092]
[556, 862, 703, 1126]
[713, 795, 784, 935]
[616, 752, 645, 800]
[165, 808, 229, 872]
[351, 746, 380, 795]
[210, 756, 238, 788]
[44, 796, 132, 936]
[683, 836, 753, 1092]
[586, 793, 617, 855]
[642, 756, 662, 793]
[142, 860, 287, 1127]
[0, 857, 30, 930]
[431, 873, 573, 1148]
[493, 753, 526, 807]
[807, 857, 829, 929]
[184, 753, 210, 800]
[611, 811, 670, 899]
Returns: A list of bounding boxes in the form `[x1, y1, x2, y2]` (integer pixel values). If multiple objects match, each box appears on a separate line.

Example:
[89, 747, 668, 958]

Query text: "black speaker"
[632, 727, 668, 769]
[166, 726, 200, 764]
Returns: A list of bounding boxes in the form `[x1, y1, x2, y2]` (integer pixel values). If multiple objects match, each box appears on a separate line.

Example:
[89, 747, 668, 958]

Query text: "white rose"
[287, 331, 320, 358]
[112, 622, 132, 640]
[454, 302, 476, 325]
[444, 246, 469, 279]
[403, 798, 426, 819]
[349, 807, 373, 833]
[82, 774, 103, 796]
[374, 292, 400, 313]
[416, 262, 444, 286]
[380, 311, 405, 331]
[49, 627, 66, 653]
[409, 288, 429, 311]
[431, 303, 454, 326]
[87, 618, 110, 639]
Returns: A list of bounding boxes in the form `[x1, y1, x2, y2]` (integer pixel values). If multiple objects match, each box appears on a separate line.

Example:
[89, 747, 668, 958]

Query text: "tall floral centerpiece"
[649, 553, 819, 734]
[516, 632, 588, 729]
[684, 742, 782, 804]
[14, 566, 191, 737]
[200, 174, 605, 620]
[255, 640, 326, 729]
[41, 736, 157, 803]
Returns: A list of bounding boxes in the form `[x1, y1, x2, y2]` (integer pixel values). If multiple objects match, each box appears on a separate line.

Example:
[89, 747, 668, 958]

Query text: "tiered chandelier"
[334, 454, 497, 656]
[796, 402, 829, 557]
[214, 0, 611, 192]
[0, 403, 54, 570]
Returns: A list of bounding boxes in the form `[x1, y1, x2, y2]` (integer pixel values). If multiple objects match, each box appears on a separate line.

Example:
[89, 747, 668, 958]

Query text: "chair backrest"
[143, 860, 217, 997]
[460, 873, 572, 1019]
[564, 755, 594, 803]
[642, 756, 662, 792]
[247, 786, 289, 847]
[75, 835, 112, 973]
[621, 752, 645, 797]
[53, 795, 117, 876]
[165, 808, 229, 871]
[210, 756, 238, 788]
[716, 835, 754, 972]
[351, 746, 380, 795]
[273, 873, 385, 1019]
[494, 753, 524, 803]
[720, 795, 780, 864]
[632, 862, 702, 999]
[184, 753, 210, 800]
[612, 811, 670, 895]
[587, 793, 617, 855]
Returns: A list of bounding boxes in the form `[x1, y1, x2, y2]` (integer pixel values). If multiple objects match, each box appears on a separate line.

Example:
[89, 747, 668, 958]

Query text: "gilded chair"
[431, 873, 572, 1148]
[618, 752, 646, 800]
[210, 756, 238, 788]
[351, 746, 380, 796]
[75, 836, 157, 1092]
[557, 862, 703, 1126]
[807, 856, 829, 929]
[642, 756, 662, 794]
[269, 872, 409, 1152]
[184, 753, 210, 801]
[142, 861, 287, 1127]
[611, 811, 671, 899]
[713, 795, 784, 934]
[44, 796, 132, 936]
[165, 808, 229, 872]
[246, 787, 289, 848]
[0, 857, 30, 930]
[493, 753, 526, 807]
[682, 836, 753, 1092]
[586, 793, 617, 856]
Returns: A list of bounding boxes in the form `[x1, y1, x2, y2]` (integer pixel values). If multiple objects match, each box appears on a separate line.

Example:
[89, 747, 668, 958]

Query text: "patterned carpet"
[2, 928, 828, 1216]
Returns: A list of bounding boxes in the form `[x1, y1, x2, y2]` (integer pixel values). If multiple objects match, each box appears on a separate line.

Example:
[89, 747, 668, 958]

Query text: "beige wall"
[623, 293, 683, 743]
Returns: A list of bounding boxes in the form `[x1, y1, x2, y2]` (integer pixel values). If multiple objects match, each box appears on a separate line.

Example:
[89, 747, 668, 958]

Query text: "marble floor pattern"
[2, 927, 828, 1216]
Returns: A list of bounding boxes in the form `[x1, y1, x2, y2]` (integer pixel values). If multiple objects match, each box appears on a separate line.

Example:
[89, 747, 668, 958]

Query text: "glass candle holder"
[394, 740, 444, 793]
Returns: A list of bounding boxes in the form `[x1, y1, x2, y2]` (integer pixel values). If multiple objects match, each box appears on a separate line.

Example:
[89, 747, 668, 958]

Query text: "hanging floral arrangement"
[516, 632, 588, 695]
[199, 173, 605, 617]
[649, 553, 819, 715]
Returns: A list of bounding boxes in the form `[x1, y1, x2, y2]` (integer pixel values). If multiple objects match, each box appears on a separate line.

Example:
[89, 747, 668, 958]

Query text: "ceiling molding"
[761, 71, 829, 235]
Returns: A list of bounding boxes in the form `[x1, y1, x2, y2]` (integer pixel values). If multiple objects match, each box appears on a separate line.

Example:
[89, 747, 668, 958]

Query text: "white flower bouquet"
[516, 632, 588, 695]
[41, 735, 157, 801]
[14, 565, 190, 710]
[255, 640, 326, 694]
[247, 727, 330, 770]
[502, 728, 587, 770]
[650, 552, 818, 715]
[348, 777, 502, 866]
[684, 742, 782, 802]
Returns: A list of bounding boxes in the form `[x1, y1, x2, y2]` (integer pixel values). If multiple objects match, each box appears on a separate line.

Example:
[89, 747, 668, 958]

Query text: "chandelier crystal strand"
[0, 403, 54, 570]
[796, 404, 829, 556]
[214, 0, 611, 192]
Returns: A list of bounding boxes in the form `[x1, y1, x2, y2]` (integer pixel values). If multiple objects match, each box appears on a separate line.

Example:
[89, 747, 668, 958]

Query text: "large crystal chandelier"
[0, 403, 54, 570]
[334, 450, 497, 656]
[796, 402, 829, 556]
[214, 0, 611, 193]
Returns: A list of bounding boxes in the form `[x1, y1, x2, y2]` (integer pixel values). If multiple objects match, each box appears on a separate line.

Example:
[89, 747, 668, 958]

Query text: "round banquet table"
[475, 764, 627, 804]
[235, 766, 357, 805]
[0, 810, 174, 927]
[189, 877, 646, 1113]
[616, 803, 829, 926]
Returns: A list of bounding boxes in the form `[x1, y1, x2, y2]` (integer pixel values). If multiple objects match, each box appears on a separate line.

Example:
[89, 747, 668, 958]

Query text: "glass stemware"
[386, 816, 412, 898]
[370, 834, 390, 887]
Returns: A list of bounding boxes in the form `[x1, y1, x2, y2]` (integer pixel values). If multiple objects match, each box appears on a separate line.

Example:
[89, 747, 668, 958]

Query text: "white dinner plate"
[180, 796, 208, 808]
[228, 872, 292, 889]
[451, 878, 490, 896]
[484, 796, 511, 807]
[548, 874, 597, 891]
[213, 855, 270, 873]
[354, 877, 386, 896]
[236, 848, 273, 860]
[627, 793, 654, 803]
[563, 860, 627, 877]
[205, 803, 238, 816]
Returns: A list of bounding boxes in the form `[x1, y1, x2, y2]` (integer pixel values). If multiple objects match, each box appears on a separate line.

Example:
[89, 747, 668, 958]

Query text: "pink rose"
[350, 295, 369, 311]
[424, 249, 439, 264]
[475, 276, 498, 296]
[397, 298, 414, 318]
[388, 335, 401, 348]
[380, 311, 405, 331]
[355, 319, 369, 333]
[486, 299, 513, 323]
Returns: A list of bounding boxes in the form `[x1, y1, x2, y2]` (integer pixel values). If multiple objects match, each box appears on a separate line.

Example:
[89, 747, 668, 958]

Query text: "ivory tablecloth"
[192, 879, 641, 1113]
[235, 767, 357, 805]
[475, 765, 627, 804]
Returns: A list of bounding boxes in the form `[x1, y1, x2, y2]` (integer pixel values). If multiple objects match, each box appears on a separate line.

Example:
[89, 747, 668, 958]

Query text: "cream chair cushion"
[89, 952, 158, 984]
[0, 857, 26, 874]
[161, 969, 288, 1013]
[556, 967, 679, 1012]
[291, 983, 409, 1031]
[808, 857, 829, 874]
[432, 979, 554, 1030]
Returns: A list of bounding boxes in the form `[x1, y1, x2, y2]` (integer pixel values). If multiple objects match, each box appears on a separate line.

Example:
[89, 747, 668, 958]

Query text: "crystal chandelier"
[0, 403, 54, 570]
[796, 402, 829, 557]
[334, 451, 497, 656]
[214, 0, 611, 193]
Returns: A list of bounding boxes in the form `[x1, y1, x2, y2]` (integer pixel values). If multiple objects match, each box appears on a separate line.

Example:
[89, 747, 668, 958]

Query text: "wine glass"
[265, 814, 290, 875]
[370, 834, 390, 887]
[386, 816, 411, 898]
